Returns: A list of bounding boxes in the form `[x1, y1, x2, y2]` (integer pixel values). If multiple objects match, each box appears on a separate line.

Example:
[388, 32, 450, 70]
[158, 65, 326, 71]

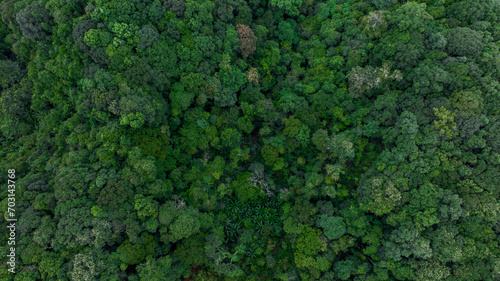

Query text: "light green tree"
[433, 107, 457, 139]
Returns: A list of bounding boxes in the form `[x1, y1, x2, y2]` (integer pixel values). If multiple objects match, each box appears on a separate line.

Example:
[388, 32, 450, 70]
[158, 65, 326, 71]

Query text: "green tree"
[431, 224, 464, 262]
[137, 25, 159, 50]
[0, 60, 23, 88]
[52, 207, 94, 251]
[433, 106, 457, 139]
[358, 175, 402, 216]
[38, 252, 64, 280]
[413, 260, 451, 281]
[136, 255, 173, 281]
[360, 11, 388, 39]
[220, 128, 242, 149]
[369, 0, 392, 10]
[117, 240, 149, 265]
[316, 215, 346, 240]
[446, 0, 498, 26]
[390, 2, 433, 33]
[15, 2, 51, 41]
[169, 207, 201, 242]
[164, 0, 186, 17]
[269, 0, 303, 16]
[215, 55, 247, 107]
[69, 250, 106, 281]
[383, 222, 432, 261]
[334, 260, 356, 281]
[446, 27, 483, 58]
[294, 227, 326, 270]
[84, 29, 113, 48]
[276, 20, 299, 45]
[409, 61, 451, 96]
[134, 194, 159, 220]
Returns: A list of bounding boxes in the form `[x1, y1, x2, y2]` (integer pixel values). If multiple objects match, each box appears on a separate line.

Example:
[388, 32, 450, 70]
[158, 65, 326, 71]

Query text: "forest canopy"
[1, 0, 500, 280]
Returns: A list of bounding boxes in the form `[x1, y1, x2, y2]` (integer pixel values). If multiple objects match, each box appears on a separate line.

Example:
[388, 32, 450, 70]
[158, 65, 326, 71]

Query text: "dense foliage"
[1, 0, 500, 280]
